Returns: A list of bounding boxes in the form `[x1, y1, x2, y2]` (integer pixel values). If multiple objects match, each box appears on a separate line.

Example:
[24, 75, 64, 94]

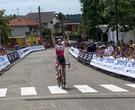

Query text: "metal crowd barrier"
[7, 51, 20, 64]
[69, 47, 135, 79]
[0, 45, 45, 74]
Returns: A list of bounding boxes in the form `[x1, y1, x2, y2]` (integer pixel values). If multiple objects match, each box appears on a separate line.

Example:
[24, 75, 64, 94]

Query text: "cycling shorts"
[56, 56, 66, 65]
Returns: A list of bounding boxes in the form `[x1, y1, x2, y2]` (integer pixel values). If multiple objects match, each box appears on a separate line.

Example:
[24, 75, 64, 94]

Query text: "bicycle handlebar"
[58, 63, 70, 68]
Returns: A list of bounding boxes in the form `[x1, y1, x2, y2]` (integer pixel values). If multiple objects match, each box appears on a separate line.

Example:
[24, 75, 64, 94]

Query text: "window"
[50, 21, 53, 24]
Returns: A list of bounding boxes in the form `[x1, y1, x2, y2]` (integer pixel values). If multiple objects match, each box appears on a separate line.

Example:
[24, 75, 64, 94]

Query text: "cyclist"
[52, 37, 67, 84]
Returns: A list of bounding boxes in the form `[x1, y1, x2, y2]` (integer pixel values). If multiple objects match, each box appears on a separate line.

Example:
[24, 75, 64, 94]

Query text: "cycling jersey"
[55, 44, 64, 57]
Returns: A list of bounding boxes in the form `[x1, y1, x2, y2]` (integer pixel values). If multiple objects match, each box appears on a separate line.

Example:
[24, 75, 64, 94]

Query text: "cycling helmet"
[57, 39, 62, 43]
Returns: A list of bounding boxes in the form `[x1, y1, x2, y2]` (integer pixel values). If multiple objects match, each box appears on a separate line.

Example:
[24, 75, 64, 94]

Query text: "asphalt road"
[0, 48, 135, 110]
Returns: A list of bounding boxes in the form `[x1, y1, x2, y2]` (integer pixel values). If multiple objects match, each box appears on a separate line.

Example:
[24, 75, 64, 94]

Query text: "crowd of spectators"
[71, 39, 135, 60]
[96, 40, 135, 60]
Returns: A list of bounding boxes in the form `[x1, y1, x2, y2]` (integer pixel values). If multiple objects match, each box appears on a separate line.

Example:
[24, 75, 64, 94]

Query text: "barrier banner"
[69, 47, 79, 58]
[85, 52, 94, 64]
[78, 52, 94, 64]
[7, 51, 20, 63]
[90, 55, 135, 78]
[125, 60, 135, 75]
[101, 56, 115, 72]
[0, 55, 10, 71]
[17, 47, 31, 58]
[78, 52, 85, 62]
[0, 45, 45, 72]
[113, 58, 128, 72]
[70, 47, 135, 79]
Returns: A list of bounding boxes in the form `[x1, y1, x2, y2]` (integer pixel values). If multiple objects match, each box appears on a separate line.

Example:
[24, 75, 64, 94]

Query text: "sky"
[0, 0, 82, 15]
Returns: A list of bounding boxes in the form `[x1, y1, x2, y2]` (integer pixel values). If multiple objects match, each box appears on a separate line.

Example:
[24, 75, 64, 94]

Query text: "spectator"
[87, 43, 96, 52]
[112, 47, 122, 58]
[15, 43, 20, 50]
[107, 43, 114, 56]
[0, 46, 7, 55]
[96, 45, 105, 56]
[126, 47, 134, 59]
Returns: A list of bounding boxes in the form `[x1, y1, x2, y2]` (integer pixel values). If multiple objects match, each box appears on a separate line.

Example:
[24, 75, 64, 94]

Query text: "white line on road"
[0, 88, 7, 97]
[100, 84, 128, 92]
[48, 86, 68, 94]
[21, 87, 37, 96]
[126, 84, 135, 88]
[74, 85, 98, 93]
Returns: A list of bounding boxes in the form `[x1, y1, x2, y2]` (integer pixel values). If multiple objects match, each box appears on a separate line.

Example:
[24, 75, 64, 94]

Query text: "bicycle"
[57, 63, 70, 89]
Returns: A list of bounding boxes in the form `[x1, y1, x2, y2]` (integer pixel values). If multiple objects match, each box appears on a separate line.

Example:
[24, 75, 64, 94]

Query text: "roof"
[9, 36, 25, 38]
[64, 22, 80, 25]
[24, 11, 56, 23]
[9, 18, 39, 27]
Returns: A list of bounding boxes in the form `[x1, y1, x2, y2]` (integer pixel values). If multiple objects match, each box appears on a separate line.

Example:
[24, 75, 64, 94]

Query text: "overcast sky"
[0, 0, 82, 15]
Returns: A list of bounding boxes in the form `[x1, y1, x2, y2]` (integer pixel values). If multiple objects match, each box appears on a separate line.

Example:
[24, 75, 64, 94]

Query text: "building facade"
[9, 18, 39, 47]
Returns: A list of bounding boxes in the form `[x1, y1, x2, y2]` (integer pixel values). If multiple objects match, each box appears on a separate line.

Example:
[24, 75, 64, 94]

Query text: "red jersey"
[55, 44, 64, 56]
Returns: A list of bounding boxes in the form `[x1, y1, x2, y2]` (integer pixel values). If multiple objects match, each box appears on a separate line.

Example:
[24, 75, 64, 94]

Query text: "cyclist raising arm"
[51, 32, 67, 84]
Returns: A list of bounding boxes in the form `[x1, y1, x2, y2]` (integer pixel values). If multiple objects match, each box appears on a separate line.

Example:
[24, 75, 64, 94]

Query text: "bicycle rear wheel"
[61, 81, 65, 89]
[57, 69, 62, 88]
[57, 77, 61, 88]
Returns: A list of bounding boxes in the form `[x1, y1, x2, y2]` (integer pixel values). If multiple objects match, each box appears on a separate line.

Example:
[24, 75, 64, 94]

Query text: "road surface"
[0, 48, 135, 110]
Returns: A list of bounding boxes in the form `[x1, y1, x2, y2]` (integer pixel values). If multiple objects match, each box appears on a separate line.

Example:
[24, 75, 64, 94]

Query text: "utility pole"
[0, 29, 1, 46]
[115, 0, 119, 43]
[96, 9, 99, 42]
[0, 20, 3, 46]
[38, 6, 43, 43]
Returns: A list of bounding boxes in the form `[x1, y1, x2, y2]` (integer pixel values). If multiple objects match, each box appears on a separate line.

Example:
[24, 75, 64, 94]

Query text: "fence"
[0, 45, 45, 73]
[69, 47, 135, 79]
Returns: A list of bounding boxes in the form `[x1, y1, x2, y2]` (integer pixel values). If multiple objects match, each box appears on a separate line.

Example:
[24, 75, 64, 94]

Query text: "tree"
[0, 10, 11, 45]
[80, 0, 135, 40]
[104, 0, 135, 31]
[57, 12, 66, 36]
[80, 0, 107, 40]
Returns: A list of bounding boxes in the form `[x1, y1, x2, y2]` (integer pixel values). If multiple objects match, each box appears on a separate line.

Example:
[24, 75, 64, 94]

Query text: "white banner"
[0, 55, 10, 71]
[0, 45, 45, 71]
[70, 47, 135, 79]
[17, 45, 45, 58]
[69, 47, 80, 58]
[90, 55, 135, 78]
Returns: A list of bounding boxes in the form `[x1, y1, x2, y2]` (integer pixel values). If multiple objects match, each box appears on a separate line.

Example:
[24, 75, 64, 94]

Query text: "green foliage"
[42, 28, 51, 41]
[5, 14, 16, 20]
[0, 10, 12, 44]
[80, 0, 135, 38]
[69, 32, 81, 40]
[42, 28, 51, 35]
[66, 14, 82, 23]
[56, 12, 65, 35]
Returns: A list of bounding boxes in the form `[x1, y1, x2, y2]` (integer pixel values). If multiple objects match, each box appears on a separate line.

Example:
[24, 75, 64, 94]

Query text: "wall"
[47, 17, 61, 31]
[10, 26, 29, 38]
[108, 29, 135, 43]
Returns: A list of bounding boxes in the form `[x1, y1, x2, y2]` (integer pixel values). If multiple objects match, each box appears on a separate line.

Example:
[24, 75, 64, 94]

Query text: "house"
[24, 12, 61, 34]
[99, 25, 135, 43]
[9, 18, 39, 47]
[108, 29, 135, 43]
[64, 22, 80, 33]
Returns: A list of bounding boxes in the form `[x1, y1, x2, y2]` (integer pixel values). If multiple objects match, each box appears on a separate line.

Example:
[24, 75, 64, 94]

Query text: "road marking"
[74, 85, 98, 93]
[21, 87, 37, 96]
[48, 86, 68, 94]
[0, 88, 7, 97]
[100, 84, 128, 92]
[126, 84, 135, 88]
